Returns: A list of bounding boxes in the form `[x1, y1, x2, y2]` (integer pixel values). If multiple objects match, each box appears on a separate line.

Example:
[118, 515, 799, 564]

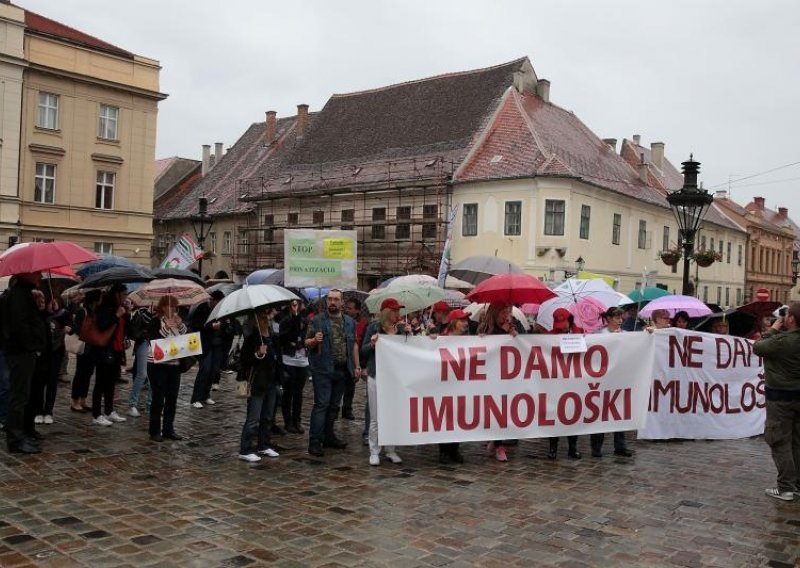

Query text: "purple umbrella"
[639, 295, 712, 318]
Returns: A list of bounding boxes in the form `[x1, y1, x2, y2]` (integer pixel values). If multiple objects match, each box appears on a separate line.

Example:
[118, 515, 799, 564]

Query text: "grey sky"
[21, 0, 800, 215]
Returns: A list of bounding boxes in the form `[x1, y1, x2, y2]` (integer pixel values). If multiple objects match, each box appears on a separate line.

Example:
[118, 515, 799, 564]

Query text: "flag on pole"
[437, 206, 459, 288]
[160, 233, 203, 269]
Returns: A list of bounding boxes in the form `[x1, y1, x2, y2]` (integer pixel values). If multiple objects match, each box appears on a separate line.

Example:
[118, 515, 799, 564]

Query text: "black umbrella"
[78, 265, 155, 289]
[691, 309, 755, 338]
[152, 267, 205, 285]
[448, 255, 523, 285]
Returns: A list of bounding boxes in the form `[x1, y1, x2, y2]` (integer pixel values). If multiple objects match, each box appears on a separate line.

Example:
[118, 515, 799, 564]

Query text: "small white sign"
[559, 334, 588, 353]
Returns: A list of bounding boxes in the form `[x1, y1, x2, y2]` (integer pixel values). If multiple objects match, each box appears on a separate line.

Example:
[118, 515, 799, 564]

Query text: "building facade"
[2, 7, 165, 262]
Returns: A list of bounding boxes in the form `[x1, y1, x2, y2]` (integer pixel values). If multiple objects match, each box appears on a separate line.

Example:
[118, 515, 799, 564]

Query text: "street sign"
[755, 288, 770, 301]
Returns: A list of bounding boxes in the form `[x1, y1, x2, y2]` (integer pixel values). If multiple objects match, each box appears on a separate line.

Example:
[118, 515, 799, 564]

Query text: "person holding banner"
[435, 308, 470, 464]
[304, 288, 357, 458]
[361, 298, 408, 466]
[753, 303, 800, 501]
[478, 303, 519, 462]
[143, 295, 187, 442]
[589, 307, 634, 458]
[547, 309, 582, 460]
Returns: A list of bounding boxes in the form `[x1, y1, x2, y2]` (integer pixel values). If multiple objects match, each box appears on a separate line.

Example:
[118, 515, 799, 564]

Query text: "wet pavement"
[0, 362, 798, 567]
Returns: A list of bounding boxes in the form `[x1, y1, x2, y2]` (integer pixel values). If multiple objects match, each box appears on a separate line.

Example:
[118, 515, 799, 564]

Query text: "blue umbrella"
[77, 255, 138, 279]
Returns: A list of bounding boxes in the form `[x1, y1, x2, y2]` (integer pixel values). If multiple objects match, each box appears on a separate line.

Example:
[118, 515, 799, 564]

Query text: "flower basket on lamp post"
[659, 249, 682, 266]
[692, 249, 721, 268]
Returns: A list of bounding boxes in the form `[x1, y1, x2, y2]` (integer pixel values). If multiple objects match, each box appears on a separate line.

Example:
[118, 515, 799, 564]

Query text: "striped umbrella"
[128, 278, 210, 307]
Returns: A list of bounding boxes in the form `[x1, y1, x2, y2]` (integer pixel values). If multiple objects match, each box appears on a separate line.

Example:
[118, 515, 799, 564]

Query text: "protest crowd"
[0, 241, 798, 506]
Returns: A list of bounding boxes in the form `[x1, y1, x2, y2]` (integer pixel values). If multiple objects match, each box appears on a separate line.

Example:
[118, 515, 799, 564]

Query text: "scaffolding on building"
[231, 157, 455, 288]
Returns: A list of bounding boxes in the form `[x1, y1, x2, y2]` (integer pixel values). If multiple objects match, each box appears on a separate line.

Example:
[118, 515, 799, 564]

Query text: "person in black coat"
[237, 309, 282, 462]
[278, 300, 309, 433]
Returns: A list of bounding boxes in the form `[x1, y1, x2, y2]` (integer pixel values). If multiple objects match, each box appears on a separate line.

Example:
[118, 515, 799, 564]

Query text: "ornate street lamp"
[191, 196, 214, 277]
[792, 254, 800, 285]
[666, 155, 713, 296]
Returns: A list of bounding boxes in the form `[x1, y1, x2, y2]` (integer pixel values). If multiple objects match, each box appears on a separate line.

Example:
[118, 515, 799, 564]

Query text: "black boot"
[548, 438, 558, 460]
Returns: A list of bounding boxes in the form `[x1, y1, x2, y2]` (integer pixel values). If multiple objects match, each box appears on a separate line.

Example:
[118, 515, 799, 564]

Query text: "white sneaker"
[93, 415, 113, 427]
[258, 448, 280, 458]
[211, 383, 220, 390]
[127, 407, 140, 417]
[765, 487, 795, 501]
[107, 411, 127, 423]
[43, 415, 53, 425]
[205, 398, 216, 405]
[385, 452, 403, 464]
[238, 453, 261, 463]
[369, 454, 380, 466]
[191, 401, 203, 409]
[34, 415, 44, 424]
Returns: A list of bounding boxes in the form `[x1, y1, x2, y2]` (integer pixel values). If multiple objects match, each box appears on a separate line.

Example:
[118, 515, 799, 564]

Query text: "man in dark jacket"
[190, 290, 231, 408]
[754, 303, 800, 501]
[3, 272, 47, 454]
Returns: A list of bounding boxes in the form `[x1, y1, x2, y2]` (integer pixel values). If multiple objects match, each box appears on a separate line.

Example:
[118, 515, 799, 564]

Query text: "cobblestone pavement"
[0, 363, 798, 568]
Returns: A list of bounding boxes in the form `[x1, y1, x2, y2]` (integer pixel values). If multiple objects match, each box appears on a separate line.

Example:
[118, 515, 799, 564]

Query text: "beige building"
[1, 6, 165, 262]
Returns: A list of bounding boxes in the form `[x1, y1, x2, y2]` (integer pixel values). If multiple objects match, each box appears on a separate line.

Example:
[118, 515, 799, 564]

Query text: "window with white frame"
[95, 171, 115, 209]
[462, 203, 478, 237]
[37, 92, 59, 130]
[738, 244, 743, 266]
[736, 288, 742, 305]
[208, 231, 217, 252]
[637, 220, 647, 249]
[662, 226, 670, 251]
[98, 104, 119, 140]
[504, 201, 522, 236]
[223, 231, 232, 254]
[612, 213, 621, 245]
[94, 242, 113, 255]
[34, 163, 56, 204]
[544, 200, 565, 236]
[579, 205, 591, 240]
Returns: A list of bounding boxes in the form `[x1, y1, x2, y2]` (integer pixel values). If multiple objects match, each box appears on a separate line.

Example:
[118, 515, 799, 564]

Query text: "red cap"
[551, 307, 571, 332]
[432, 301, 450, 313]
[447, 309, 470, 323]
[380, 298, 405, 311]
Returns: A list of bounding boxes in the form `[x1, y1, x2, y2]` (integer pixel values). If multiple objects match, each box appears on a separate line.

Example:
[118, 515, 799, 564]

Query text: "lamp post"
[191, 196, 214, 277]
[666, 156, 713, 296]
[792, 254, 800, 285]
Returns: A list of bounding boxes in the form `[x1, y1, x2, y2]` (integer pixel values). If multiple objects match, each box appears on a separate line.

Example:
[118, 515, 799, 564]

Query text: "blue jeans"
[239, 383, 279, 454]
[192, 345, 223, 403]
[309, 366, 347, 446]
[128, 341, 152, 410]
[0, 349, 9, 425]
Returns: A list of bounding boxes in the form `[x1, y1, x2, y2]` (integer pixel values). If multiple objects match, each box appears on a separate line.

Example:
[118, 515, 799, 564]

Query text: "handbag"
[64, 333, 85, 355]
[79, 314, 116, 348]
[178, 356, 197, 373]
[235, 367, 255, 398]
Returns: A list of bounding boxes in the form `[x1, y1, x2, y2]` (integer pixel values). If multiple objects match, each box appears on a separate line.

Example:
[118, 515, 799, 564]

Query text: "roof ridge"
[330, 57, 527, 99]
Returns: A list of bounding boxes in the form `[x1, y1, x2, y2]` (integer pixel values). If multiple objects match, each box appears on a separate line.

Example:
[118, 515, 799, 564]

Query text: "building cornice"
[27, 62, 168, 101]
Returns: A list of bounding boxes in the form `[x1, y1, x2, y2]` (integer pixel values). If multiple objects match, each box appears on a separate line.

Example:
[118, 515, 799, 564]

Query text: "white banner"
[150, 332, 203, 363]
[640, 329, 765, 440]
[284, 229, 358, 289]
[376, 333, 655, 445]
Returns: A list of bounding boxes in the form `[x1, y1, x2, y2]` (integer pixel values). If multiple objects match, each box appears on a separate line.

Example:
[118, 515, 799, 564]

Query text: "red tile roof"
[22, 9, 134, 59]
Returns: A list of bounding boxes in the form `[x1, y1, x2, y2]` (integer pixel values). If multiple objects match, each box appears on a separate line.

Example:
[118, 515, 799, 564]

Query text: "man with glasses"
[754, 303, 800, 501]
[304, 289, 358, 457]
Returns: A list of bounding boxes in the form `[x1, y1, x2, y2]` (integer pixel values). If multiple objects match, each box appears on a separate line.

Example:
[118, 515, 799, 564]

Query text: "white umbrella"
[464, 303, 530, 331]
[206, 284, 301, 323]
[366, 283, 448, 316]
[536, 295, 608, 332]
[554, 278, 630, 308]
[385, 274, 474, 290]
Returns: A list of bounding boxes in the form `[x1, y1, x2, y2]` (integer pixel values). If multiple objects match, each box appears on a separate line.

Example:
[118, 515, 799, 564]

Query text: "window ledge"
[96, 137, 121, 146]
[29, 143, 65, 157]
[91, 153, 124, 165]
[34, 126, 61, 135]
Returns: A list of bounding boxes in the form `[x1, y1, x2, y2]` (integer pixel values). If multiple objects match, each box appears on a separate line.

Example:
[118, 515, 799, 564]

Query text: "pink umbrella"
[520, 303, 540, 316]
[537, 295, 608, 332]
[639, 294, 712, 318]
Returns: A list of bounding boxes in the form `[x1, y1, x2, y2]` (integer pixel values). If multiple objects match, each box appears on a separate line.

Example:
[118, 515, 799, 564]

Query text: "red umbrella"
[0, 241, 97, 277]
[466, 273, 556, 305]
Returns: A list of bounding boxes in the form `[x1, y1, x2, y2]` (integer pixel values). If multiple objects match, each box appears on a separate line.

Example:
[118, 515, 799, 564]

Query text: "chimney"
[602, 138, 617, 151]
[651, 141, 665, 170]
[632, 134, 641, 146]
[214, 142, 224, 167]
[296, 104, 309, 136]
[779, 207, 788, 217]
[201, 144, 211, 176]
[638, 154, 649, 183]
[536, 79, 550, 103]
[265, 110, 277, 144]
[754, 196, 766, 210]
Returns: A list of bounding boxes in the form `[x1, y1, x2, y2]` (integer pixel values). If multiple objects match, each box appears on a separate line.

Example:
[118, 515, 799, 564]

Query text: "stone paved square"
[0, 362, 798, 567]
